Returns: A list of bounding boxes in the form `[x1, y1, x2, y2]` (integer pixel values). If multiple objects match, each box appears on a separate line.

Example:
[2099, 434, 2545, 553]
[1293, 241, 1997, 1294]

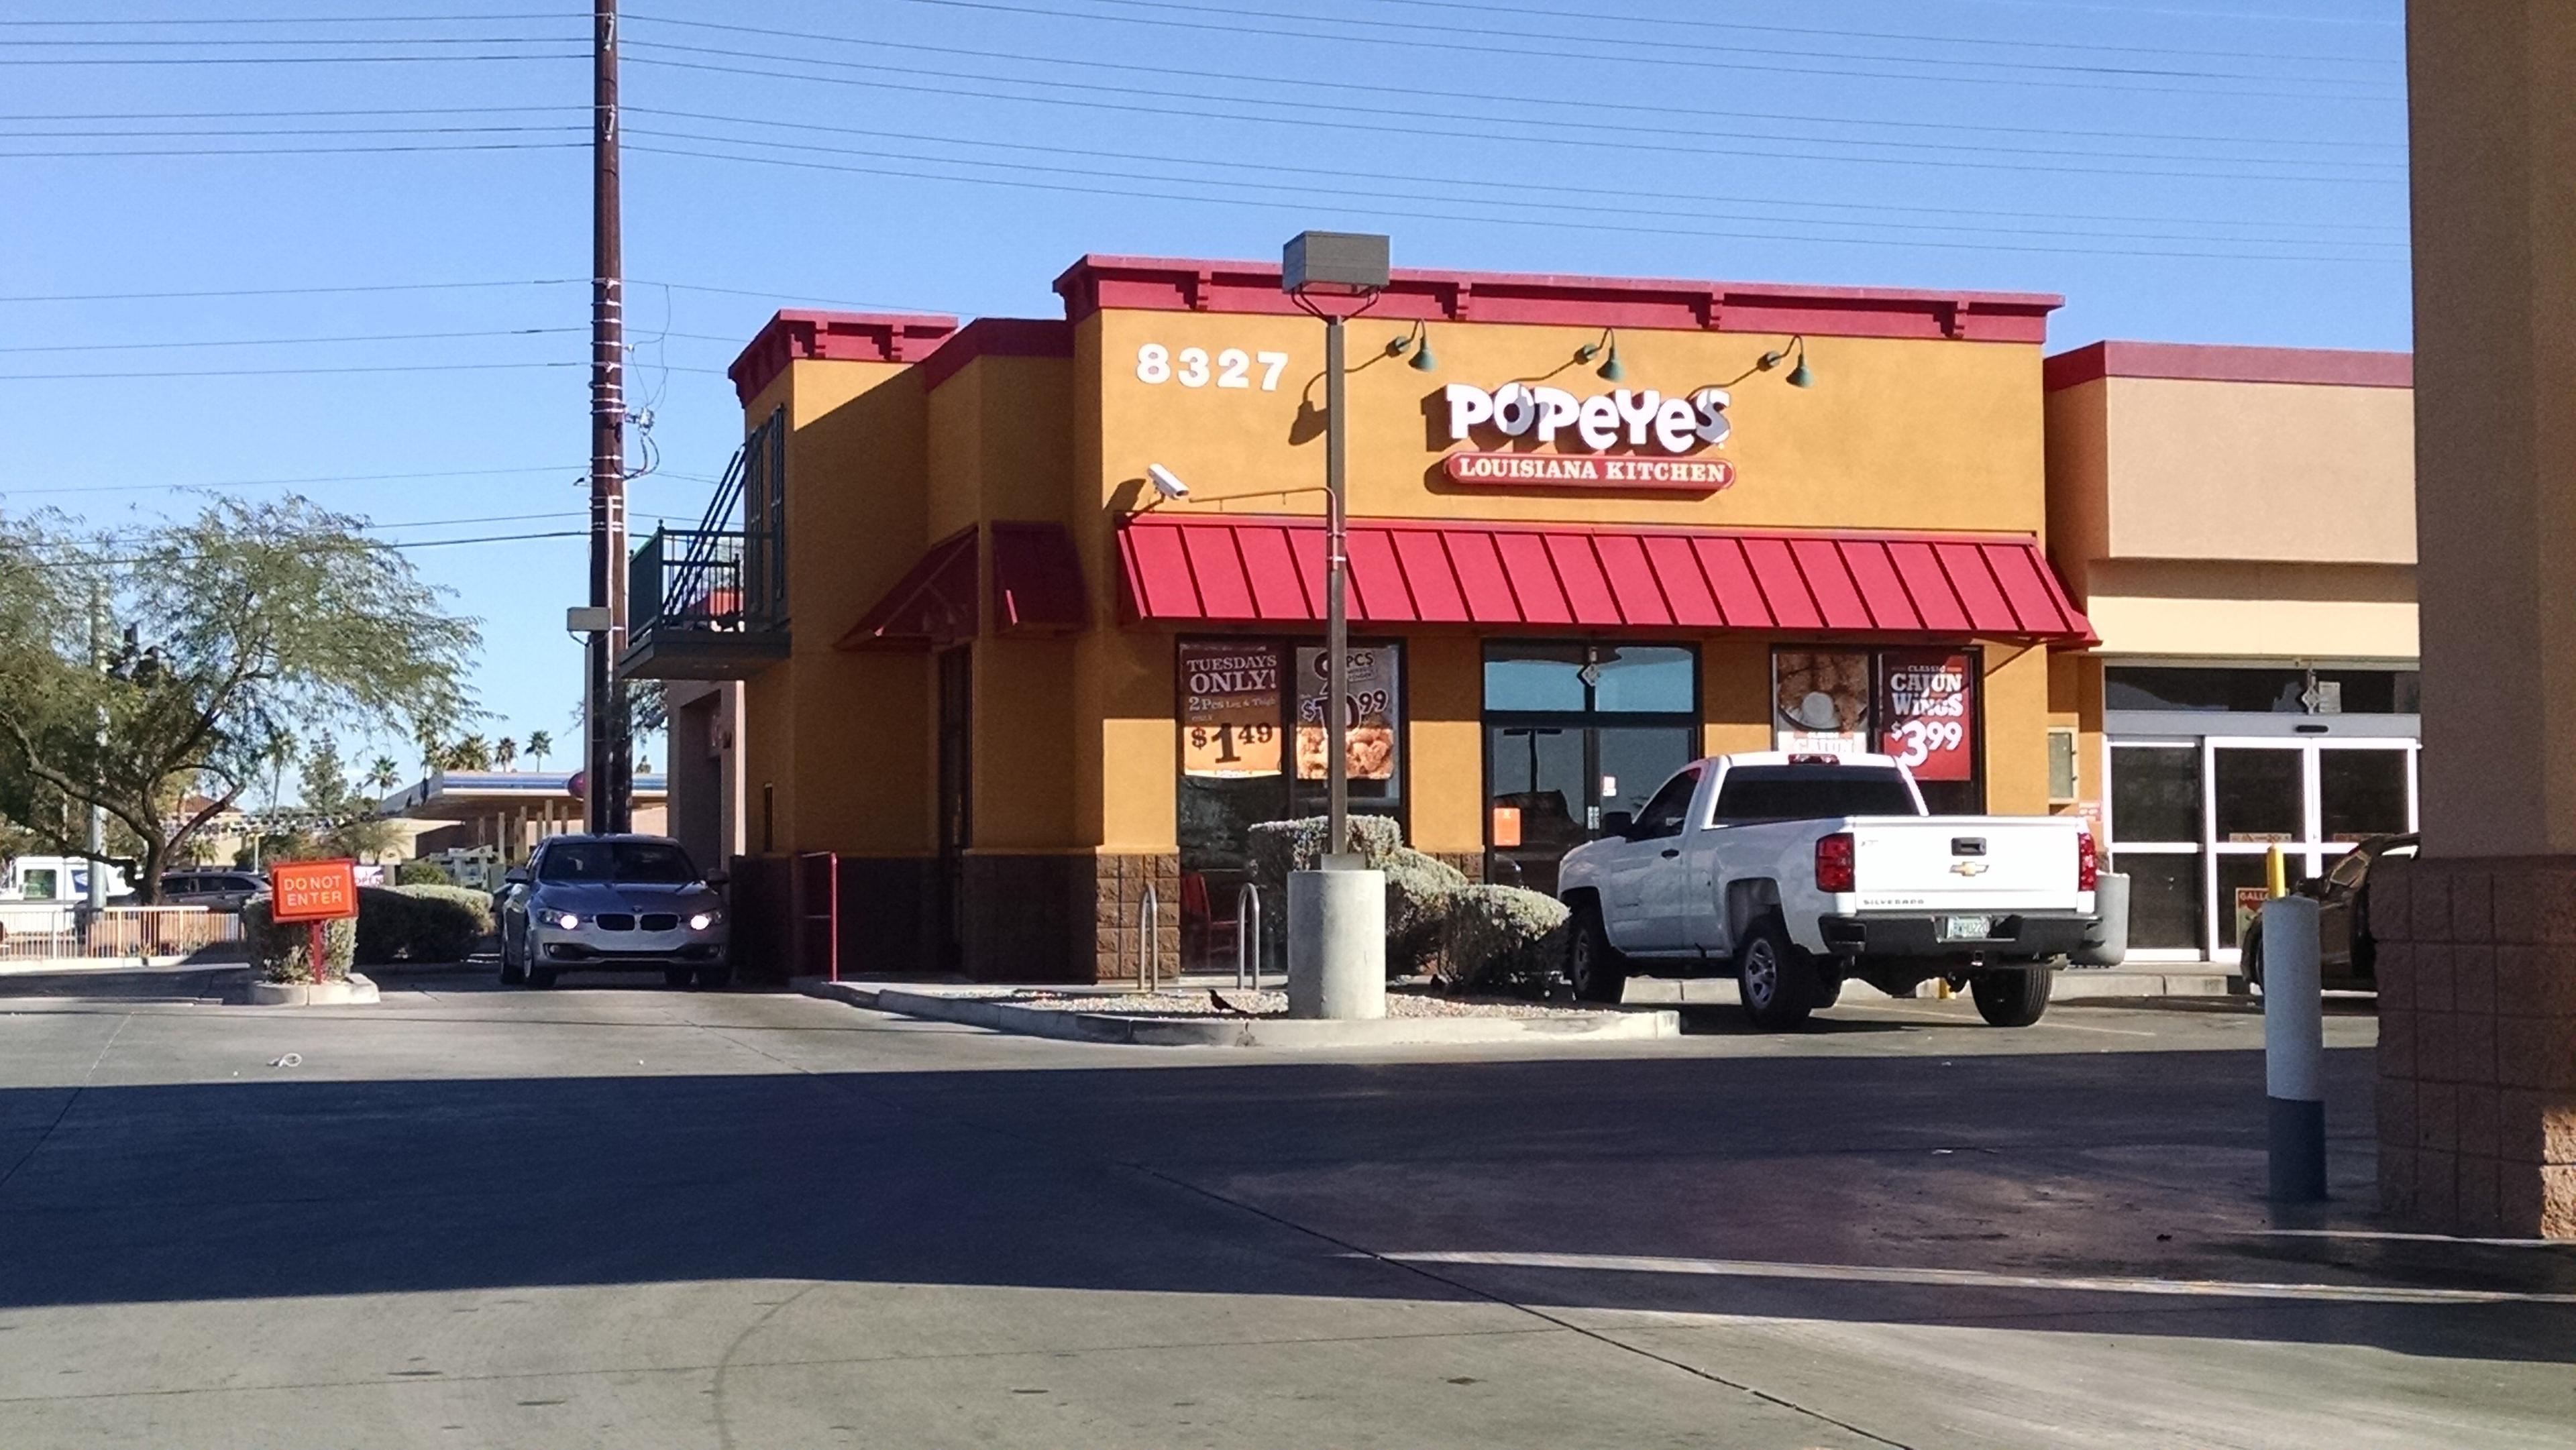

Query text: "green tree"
[366, 755, 401, 794]
[449, 734, 492, 771]
[0, 498, 477, 902]
[288, 738, 401, 862]
[494, 736, 518, 770]
[523, 730, 551, 769]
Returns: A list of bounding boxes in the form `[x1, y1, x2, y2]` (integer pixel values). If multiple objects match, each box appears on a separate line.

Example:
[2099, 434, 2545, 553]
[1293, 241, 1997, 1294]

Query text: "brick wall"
[2371, 856, 2576, 1237]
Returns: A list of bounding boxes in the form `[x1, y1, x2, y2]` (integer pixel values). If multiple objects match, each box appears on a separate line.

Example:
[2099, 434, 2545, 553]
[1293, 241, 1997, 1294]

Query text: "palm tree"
[495, 736, 519, 771]
[366, 756, 401, 794]
[524, 730, 552, 769]
[450, 734, 493, 771]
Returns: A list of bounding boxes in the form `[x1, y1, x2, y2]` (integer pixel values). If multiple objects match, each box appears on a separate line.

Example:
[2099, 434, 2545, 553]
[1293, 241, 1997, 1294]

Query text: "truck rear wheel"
[1735, 916, 1814, 1030]
[1970, 966, 2051, 1027]
[1568, 903, 1628, 1004]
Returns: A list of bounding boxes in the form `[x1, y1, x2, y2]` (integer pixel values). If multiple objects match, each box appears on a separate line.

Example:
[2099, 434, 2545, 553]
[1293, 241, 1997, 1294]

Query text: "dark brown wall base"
[2369, 856, 2576, 1239]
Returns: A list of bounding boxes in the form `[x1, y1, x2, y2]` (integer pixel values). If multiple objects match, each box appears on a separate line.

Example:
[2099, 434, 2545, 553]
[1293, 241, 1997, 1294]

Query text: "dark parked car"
[497, 834, 730, 990]
[157, 871, 268, 911]
[2242, 832, 2418, 991]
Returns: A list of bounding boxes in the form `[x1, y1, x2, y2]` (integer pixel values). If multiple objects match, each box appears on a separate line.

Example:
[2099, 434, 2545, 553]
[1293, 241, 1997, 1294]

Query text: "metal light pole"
[1321, 312, 1350, 856]
[584, 0, 633, 834]
[1281, 231, 1391, 1021]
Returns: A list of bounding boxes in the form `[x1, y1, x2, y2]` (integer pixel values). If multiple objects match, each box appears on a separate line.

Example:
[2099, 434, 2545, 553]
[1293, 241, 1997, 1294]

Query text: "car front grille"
[596, 913, 637, 932]
[641, 913, 678, 932]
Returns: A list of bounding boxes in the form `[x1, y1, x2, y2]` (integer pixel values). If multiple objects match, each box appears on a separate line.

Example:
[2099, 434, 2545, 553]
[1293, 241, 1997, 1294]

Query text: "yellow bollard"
[2266, 843, 2288, 899]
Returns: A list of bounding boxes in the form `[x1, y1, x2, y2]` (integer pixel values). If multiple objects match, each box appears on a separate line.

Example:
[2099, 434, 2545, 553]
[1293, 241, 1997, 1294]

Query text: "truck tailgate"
[1848, 816, 2085, 913]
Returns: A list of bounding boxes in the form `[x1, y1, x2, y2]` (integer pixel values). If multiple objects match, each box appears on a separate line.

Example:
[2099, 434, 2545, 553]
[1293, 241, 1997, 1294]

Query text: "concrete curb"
[0, 954, 245, 975]
[802, 980, 1680, 1048]
[246, 973, 382, 1007]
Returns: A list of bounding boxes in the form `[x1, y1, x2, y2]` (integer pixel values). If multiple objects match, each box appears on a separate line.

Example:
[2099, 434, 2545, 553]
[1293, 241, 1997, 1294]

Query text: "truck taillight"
[1815, 832, 1856, 894]
[2077, 831, 2098, 892]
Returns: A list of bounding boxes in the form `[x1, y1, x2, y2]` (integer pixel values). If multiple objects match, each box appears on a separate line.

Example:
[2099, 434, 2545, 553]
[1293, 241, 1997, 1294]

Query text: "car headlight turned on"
[553, 911, 580, 930]
[689, 911, 722, 931]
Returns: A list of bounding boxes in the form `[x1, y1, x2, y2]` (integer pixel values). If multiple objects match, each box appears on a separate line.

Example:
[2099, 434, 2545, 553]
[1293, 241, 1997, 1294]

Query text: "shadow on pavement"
[0, 1022, 2564, 1368]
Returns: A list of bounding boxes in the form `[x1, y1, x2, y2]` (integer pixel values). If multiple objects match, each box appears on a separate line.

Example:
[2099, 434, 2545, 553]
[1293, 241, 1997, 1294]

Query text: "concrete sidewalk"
[803, 979, 1682, 1047]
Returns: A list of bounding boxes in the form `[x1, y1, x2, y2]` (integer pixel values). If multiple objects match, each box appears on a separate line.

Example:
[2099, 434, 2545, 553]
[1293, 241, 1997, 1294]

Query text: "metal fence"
[0, 906, 244, 962]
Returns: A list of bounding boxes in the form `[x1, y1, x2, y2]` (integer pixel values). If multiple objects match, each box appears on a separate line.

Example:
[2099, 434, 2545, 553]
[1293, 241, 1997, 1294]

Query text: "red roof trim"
[1055, 255, 2059, 344]
[918, 317, 1075, 393]
[2044, 340, 2412, 392]
[728, 309, 960, 406]
[1118, 514, 2095, 646]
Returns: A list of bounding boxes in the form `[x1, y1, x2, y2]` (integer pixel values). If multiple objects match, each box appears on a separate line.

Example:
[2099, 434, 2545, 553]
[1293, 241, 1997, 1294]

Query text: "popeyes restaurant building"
[628, 254, 2103, 981]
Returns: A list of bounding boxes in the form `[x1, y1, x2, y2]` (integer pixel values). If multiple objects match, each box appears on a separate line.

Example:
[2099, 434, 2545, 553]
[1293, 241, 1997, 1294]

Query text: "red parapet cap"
[1053, 254, 2060, 345]
[729, 309, 961, 406]
[2044, 339, 2413, 392]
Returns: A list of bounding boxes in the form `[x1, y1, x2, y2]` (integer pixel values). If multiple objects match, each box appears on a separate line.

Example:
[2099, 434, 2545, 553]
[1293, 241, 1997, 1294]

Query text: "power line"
[0, 52, 584, 67]
[0, 278, 581, 304]
[629, 140, 2404, 264]
[0, 140, 585, 159]
[0, 12, 567, 23]
[0, 359, 582, 382]
[627, 105, 2406, 243]
[862, 0, 2399, 98]
[627, 49, 2406, 186]
[1325, 0, 2398, 68]
[0, 36, 576, 48]
[623, 16, 2404, 156]
[629, 123, 2407, 255]
[0, 326, 584, 354]
[1, 125, 582, 140]
[0, 465, 585, 499]
[0, 105, 581, 120]
[11, 529, 596, 569]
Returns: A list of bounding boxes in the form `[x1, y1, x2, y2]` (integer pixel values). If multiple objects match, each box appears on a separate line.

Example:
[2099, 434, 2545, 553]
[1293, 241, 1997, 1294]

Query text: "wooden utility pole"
[584, 0, 633, 833]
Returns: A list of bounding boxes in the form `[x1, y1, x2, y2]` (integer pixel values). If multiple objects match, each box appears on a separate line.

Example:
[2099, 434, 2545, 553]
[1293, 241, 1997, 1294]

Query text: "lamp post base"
[1287, 868, 1385, 1020]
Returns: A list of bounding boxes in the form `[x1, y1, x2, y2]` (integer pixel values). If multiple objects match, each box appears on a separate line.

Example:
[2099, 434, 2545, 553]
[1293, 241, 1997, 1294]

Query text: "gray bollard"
[2261, 895, 2326, 1201]
[1286, 867, 1385, 1020]
[2072, 871, 2129, 968]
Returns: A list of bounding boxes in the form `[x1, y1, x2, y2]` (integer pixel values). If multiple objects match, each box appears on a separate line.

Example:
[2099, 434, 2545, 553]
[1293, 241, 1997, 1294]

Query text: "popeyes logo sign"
[1440, 382, 1736, 492]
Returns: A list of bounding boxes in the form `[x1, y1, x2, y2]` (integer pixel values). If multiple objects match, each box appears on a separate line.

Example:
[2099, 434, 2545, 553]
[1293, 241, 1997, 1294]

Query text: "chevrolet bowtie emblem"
[1950, 861, 1988, 877]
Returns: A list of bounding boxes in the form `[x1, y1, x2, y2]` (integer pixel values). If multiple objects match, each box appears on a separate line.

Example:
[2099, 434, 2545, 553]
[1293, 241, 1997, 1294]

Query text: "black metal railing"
[629, 408, 786, 647]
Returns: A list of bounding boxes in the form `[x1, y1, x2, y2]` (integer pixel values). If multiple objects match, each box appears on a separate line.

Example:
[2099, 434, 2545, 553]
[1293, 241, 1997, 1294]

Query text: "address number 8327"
[1136, 343, 1290, 391]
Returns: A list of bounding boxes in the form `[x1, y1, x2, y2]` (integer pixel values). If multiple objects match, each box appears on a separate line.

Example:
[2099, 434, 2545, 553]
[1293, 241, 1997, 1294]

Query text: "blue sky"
[0, 0, 2409, 795]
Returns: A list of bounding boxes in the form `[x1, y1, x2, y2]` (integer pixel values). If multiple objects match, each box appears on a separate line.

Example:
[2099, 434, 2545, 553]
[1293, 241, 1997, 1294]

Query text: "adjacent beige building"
[2044, 341, 2419, 960]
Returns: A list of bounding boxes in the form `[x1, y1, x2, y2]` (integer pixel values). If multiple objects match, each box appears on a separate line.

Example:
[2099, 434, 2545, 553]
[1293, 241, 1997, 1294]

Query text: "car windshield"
[537, 841, 699, 885]
[1711, 765, 1919, 824]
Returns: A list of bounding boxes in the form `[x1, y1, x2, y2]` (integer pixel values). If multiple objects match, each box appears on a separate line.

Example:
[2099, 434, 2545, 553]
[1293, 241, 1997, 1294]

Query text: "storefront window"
[2320, 749, 2410, 840]
[2106, 665, 2421, 716]
[1176, 638, 1404, 972]
[2116, 852, 2205, 951]
[1593, 646, 1695, 713]
[1483, 643, 1697, 896]
[2214, 747, 2302, 842]
[2110, 745, 2201, 842]
[1770, 647, 1984, 814]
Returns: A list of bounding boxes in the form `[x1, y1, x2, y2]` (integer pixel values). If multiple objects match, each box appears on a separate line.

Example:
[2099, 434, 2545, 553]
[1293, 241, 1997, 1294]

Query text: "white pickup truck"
[1556, 752, 2097, 1029]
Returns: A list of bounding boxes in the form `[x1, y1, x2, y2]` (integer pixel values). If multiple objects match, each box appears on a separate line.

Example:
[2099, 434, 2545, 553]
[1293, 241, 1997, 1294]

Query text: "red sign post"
[269, 858, 360, 985]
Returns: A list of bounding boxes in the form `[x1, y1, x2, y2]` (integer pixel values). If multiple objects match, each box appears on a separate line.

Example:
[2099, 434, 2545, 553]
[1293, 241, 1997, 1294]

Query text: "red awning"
[1116, 514, 2094, 643]
[838, 521, 1087, 651]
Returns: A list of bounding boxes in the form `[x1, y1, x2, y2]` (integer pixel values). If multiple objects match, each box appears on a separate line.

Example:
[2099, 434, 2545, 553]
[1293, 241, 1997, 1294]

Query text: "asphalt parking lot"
[0, 974, 2566, 1449]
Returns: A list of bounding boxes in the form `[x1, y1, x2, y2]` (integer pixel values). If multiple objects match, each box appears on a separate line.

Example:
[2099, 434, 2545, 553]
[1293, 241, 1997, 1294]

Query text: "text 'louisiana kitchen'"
[1441, 381, 1737, 492]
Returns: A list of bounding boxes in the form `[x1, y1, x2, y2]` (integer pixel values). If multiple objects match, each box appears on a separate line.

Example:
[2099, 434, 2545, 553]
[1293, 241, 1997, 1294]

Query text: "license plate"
[1942, 915, 1994, 942]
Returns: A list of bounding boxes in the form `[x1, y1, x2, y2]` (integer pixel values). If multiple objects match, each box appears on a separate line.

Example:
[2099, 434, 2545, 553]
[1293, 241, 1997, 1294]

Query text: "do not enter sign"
[270, 858, 359, 922]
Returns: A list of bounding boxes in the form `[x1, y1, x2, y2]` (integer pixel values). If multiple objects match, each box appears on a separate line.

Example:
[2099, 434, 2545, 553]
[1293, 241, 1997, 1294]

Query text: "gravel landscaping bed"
[959, 987, 1607, 1021]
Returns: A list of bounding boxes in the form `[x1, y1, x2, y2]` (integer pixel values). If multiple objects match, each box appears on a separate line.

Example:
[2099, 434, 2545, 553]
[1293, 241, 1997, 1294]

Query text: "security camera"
[1146, 463, 1190, 501]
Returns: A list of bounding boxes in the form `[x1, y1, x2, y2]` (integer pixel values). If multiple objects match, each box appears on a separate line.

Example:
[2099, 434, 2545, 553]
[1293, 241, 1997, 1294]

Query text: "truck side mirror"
[503, 869, 529, 885]
[1600, 810, 1635, 838]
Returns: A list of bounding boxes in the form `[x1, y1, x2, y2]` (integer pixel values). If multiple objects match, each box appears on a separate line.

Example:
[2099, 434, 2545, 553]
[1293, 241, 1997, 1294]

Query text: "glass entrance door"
[2108, 735, 2417, 960]
[1483, 643, 1698, 897]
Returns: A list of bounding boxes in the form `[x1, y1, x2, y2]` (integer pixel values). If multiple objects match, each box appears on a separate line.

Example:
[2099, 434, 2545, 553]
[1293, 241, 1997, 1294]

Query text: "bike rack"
[1134, 882, 1163, 993]
[1234, 883, 1264, 991]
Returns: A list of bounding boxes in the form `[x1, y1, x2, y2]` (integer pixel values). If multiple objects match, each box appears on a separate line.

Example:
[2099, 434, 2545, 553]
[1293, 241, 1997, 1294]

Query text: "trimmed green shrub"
[1383, 847, 1468, 978]
[1440, 885, 1570, 993]
[241, 899, 356, 984]
[355, 884, 495, 965]
[1244, 815, 1407, 974]
[396, 859, 451, 887]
